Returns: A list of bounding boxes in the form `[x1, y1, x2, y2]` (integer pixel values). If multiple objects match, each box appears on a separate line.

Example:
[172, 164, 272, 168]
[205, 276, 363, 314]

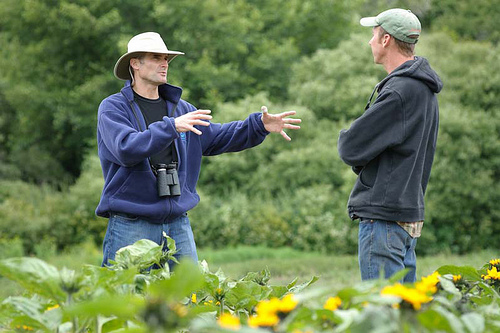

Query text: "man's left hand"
[261, 106, 301, 141]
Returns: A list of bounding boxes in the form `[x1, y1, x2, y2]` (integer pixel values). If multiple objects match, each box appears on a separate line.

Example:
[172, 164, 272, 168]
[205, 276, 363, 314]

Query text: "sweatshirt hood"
[379, 56, 443, 94]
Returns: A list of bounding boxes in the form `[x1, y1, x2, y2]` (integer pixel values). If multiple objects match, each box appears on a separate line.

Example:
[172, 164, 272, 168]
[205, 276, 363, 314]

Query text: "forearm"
[202, 113, 269, 156]
[99, 112, 179, 166]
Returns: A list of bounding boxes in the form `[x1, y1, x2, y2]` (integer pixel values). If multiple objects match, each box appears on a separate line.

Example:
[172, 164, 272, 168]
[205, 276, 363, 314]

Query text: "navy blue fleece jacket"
[96, 81, 269, 222]
[338, 57, 443, 222]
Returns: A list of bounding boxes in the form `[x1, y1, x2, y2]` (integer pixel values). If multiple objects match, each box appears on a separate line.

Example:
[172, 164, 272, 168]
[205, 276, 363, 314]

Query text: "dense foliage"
[0, 0, 498, 255]
[0, 239, 499, 332]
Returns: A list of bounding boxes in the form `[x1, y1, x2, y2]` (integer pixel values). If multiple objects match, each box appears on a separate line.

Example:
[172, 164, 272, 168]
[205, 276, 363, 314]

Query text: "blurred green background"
[0, 0, 498, 261]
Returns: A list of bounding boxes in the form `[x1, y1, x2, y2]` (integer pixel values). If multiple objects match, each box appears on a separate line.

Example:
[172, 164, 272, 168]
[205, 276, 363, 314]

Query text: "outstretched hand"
[261, 106, 301, 141]
[175, 110, 212, 135]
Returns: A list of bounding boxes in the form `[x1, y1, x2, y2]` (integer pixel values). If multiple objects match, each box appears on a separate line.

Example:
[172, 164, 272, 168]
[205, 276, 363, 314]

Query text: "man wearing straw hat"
[96, 32, 301, 267]
[338, 9, 443, 282]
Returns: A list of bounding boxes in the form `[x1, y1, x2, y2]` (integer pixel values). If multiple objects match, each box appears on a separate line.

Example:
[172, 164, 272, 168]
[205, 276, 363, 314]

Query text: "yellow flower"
[255, 297, 281, 315]
[323, 296, 342, 311]
[381, 283, 407, 298]
[218, 313, 241, 331]
[278, 294, 298, 313]
[484, 266, 500, 280]
[191, 293, 197, 304]
[453, 274, 462, 282]
[489, 259, 500, 266]
[248, 312, 279, 328]
[415, 271, 440, 294]
[381, 283, 433, 310]
[249, 296, 296, 328]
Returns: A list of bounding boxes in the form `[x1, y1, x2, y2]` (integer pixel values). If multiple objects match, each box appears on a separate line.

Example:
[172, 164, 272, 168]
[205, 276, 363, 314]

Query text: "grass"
[199, 246, 498, 290]
[0, 242, 497, 299]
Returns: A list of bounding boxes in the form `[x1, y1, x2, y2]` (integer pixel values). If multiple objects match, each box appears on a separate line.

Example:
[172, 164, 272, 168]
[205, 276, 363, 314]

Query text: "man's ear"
[382, 34, 391, 48]
[130, 58, 140, 70]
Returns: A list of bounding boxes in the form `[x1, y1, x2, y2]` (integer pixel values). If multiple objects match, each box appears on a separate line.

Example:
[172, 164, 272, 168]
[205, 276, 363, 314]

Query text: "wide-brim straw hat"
[114, 32, 184, 81]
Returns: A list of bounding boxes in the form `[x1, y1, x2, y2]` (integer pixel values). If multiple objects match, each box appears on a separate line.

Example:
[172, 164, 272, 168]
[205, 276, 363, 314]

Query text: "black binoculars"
[155, 163, 181, 197]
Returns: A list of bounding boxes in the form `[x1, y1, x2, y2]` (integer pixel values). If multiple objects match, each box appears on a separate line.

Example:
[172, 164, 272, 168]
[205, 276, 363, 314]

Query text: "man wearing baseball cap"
[338, 9, 443, 282]
[96, 32, 301, 268]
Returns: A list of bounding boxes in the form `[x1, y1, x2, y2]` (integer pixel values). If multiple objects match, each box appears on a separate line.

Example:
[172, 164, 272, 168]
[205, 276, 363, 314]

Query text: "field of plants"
[0, 0, 499, 331]
[0, 238, 499, 332]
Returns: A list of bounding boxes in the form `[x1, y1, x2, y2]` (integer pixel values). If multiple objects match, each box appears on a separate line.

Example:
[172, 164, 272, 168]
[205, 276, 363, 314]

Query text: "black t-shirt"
[134, 91, 173, 166]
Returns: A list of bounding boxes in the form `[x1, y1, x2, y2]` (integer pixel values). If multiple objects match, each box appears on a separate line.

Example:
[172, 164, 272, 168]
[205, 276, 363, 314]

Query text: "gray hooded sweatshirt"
[338, 56, 443, 222]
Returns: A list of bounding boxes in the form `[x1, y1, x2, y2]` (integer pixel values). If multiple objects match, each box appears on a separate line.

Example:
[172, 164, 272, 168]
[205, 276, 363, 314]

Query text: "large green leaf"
[436, 265, 482, 281]
[64, 294, 144, 318]
[348, 305, 400, 333]
[82, 264, 137, 294]
[332, 308, 360, 332]
[418, 305, 465, 333]
[112, 239, 164, 270]
[224, 281, 272, 312]
[241, 268, 270, 286]
[148, 260, 205, 301]
[0, 257, 66, 301]
[2, 296, 61, 331]
[461, 312, 485, 333]
[438, 276, 462, 302]
[288, 276, 319, 294]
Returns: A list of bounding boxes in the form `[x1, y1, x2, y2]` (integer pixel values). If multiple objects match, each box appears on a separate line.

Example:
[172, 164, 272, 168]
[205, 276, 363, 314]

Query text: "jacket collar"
[120, 80, 183, 104]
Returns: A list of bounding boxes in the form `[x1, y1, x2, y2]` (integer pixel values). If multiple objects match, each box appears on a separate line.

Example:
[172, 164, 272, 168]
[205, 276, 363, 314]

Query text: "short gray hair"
[129, 53, 146, 86]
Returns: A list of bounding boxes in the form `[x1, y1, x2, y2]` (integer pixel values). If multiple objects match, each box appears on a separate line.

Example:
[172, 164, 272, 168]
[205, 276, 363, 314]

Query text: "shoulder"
[384, 76, 426, 98]
[99, 92, 128, 114]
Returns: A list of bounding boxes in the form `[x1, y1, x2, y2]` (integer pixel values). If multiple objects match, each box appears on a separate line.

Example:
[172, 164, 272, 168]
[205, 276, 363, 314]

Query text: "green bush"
[0, 238, 24, 260]
[421, 105, 500, 254]
[0, 26, 499, 257]
[0, 154, 106, 255]
[290, 33, 384, 121]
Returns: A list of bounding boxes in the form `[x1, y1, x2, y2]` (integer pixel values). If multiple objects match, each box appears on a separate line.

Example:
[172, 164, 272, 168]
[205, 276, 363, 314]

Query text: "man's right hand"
[174, 110, 212, 135]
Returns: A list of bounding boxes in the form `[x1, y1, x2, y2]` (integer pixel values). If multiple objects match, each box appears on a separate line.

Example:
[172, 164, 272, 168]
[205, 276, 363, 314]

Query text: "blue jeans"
[101, 212, 198, 269]
[358, 218, 417, 282]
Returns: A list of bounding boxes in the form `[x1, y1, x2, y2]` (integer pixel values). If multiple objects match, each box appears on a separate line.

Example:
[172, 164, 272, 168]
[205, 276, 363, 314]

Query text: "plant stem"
[67, 293, 78, 333]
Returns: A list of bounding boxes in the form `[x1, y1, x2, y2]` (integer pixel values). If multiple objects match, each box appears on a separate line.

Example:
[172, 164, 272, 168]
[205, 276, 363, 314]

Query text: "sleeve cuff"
[253, 112, 270, 136]
[165, 116, 180, 139]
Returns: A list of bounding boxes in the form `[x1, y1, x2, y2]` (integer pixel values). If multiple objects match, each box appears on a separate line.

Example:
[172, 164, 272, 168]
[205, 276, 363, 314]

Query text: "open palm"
[261, 107, 301, 141]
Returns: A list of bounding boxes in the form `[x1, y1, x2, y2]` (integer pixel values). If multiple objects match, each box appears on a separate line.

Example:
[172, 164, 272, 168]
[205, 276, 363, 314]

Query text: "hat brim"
[113, 50, 184, 81]
[360, 17, 379, 27]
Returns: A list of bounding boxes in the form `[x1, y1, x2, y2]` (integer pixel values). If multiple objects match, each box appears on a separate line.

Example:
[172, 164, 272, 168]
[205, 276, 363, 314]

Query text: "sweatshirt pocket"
[358, 169, 373, 189]
[349, 177, 372, 206]
[110, 170, 159, 205]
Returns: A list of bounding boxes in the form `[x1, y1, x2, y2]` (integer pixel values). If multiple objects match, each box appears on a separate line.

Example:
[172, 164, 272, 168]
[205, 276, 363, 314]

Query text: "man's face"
[369, 26, 385, 64]
[133, 52, 169, 86]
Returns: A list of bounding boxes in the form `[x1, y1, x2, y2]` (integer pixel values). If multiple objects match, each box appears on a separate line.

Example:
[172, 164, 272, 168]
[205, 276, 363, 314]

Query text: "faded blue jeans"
[358, 218, 417, 282]
[101, 212, 198, 269]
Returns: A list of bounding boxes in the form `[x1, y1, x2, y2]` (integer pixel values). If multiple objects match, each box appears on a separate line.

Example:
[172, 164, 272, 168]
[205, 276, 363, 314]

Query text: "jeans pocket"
[386, 222, 406, 252]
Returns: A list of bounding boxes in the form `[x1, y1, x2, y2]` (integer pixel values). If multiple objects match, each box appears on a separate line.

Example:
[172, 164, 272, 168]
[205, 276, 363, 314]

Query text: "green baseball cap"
[360, 8, 421, 44]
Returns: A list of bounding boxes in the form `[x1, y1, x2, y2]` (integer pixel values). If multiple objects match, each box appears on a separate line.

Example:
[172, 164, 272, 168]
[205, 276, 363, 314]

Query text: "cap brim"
[360, 17, 378, 27]
[113, 51, 185, 81]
